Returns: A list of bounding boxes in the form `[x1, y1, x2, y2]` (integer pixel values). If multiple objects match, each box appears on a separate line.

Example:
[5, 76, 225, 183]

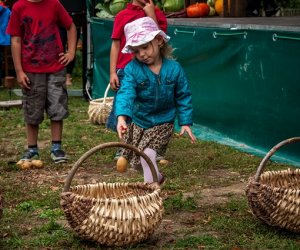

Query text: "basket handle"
[63, 142, 158, 192]
[254, 137, 300, 182]
[102, 83, 111, 104]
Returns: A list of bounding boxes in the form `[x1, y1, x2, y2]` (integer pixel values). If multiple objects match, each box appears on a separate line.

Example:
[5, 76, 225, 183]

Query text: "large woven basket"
[246, 137, 300, 233]
[88, 83, 113, 125]
[60, 142, 163, 246]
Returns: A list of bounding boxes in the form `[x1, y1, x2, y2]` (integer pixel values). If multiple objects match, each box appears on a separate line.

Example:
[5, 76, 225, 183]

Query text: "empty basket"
[60, 142, 163, 246]
[246, 137, 300, 233]
[88, 83, 113, 125]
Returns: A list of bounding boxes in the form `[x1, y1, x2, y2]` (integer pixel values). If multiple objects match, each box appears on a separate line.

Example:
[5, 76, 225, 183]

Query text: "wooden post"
[223, 0, 246, 17]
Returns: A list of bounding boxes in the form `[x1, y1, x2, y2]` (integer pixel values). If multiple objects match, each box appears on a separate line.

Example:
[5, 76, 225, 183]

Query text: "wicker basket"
[246, 137, 300, 233]
[60, 142, 163, 246]
[88, 83, 113, 125]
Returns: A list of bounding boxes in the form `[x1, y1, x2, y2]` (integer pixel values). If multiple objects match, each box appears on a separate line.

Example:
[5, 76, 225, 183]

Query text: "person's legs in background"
[0, 45, 3, 86]
[59, 26, 81, 86]
[247, 0, 280, 17]
[263, 0, 280, 17]
[106, 69, 124, 132]
[246, 0, 261, 16]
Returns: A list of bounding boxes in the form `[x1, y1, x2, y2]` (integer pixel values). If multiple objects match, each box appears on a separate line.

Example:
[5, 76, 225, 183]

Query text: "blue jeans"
[106, 69, 124, 131]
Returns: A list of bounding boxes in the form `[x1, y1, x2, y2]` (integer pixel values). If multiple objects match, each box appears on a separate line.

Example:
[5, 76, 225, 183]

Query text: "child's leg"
[26, 123, 39, 146]
[50, 120, 63, 151]
[47, 70, 69, 163]
[50, 120, 63, 142]
[106, 94, 117, 132]
[50, 120, 68, 163]
[140, 148, 163, 183]
[20, 123, 40, 160]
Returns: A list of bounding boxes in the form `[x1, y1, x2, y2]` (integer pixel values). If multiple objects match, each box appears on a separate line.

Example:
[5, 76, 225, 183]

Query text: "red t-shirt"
[112, 3, 167, 69]
[6, 0, 72, 73]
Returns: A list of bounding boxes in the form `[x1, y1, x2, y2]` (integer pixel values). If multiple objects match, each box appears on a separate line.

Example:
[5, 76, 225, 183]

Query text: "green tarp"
[90, 18, 300, 167]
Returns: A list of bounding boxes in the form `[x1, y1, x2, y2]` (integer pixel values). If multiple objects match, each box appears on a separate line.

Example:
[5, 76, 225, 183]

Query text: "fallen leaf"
[50, 186, 59, 191]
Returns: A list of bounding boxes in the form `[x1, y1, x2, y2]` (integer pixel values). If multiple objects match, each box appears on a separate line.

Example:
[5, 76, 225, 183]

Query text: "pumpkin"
[187, 3, 210, 17]
[215, 0, 230, 16]
[199, 3, 210, 16]
[187, 3, 200, 17]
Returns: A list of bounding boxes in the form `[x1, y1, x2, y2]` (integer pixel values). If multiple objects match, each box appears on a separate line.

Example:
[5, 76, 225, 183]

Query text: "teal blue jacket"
[115, 58, 193, 129]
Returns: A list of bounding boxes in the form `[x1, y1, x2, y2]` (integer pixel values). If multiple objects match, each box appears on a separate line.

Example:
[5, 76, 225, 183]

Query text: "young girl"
[115, 17, 196, 184]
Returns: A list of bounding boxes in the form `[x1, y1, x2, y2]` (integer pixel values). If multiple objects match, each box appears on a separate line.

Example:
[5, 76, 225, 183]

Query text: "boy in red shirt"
[6, 0, 77, 163]
[107, 0, 167, 160]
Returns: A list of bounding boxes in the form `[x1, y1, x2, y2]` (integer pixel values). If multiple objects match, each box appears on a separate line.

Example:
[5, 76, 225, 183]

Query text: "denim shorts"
[22, 69, 69, 125]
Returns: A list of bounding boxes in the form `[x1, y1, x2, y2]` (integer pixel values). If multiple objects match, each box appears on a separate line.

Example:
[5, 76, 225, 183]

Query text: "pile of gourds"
[95, 0, 186, 17]
[95, 0, 129, 17]
[186, 0, 227, 18]
[94, 0, 224, 18]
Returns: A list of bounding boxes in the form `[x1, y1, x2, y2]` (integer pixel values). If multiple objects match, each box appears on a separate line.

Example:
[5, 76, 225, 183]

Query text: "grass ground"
[1, 54, 300, 249]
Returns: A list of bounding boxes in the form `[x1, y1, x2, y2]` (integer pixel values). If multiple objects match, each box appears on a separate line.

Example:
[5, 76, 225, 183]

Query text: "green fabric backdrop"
[90, 18, 300, 166]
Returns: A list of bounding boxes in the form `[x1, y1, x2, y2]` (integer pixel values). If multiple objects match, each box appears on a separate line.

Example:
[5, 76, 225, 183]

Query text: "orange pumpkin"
[198, 3, 210, 16]
[215, 0, 230, 16]
[187, 3, 200, 17]
[187, 3, 210, 18]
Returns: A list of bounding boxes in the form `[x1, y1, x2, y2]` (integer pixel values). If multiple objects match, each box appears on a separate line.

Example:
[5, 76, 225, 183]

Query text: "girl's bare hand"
[117, 116, 128, 140]
[180, 125, 196, 144]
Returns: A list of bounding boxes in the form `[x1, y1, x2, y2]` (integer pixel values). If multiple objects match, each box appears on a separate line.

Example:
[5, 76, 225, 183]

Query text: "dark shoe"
[246, 9, 259, 17]
[51, 149, 68, 163]
[265, 7, 280, 17]
[20, 150, 39, 161]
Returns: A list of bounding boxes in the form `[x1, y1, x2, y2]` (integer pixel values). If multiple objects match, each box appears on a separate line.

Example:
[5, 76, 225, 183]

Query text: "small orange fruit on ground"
[159, 159, 169, 165]
[32, 160, 43, 168]
[21, 161, 32, 170]
[116, 156, 128, 173]
[16, 160, 24, 168]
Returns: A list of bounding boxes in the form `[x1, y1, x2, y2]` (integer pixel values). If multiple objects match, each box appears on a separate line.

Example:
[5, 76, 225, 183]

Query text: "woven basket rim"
[63, 142, 160, 192]
[89, 97, 114, 103]
[67, 181, 161, 193]
[61, 183, 161, 203]
[253, 137, 300, 182]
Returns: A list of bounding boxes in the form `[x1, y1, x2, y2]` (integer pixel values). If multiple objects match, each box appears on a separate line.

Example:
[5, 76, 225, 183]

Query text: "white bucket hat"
[122, 16, 170, 54]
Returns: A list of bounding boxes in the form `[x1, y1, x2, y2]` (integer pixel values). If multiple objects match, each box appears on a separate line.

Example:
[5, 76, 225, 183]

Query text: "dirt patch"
[198, 182, 246, 206]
